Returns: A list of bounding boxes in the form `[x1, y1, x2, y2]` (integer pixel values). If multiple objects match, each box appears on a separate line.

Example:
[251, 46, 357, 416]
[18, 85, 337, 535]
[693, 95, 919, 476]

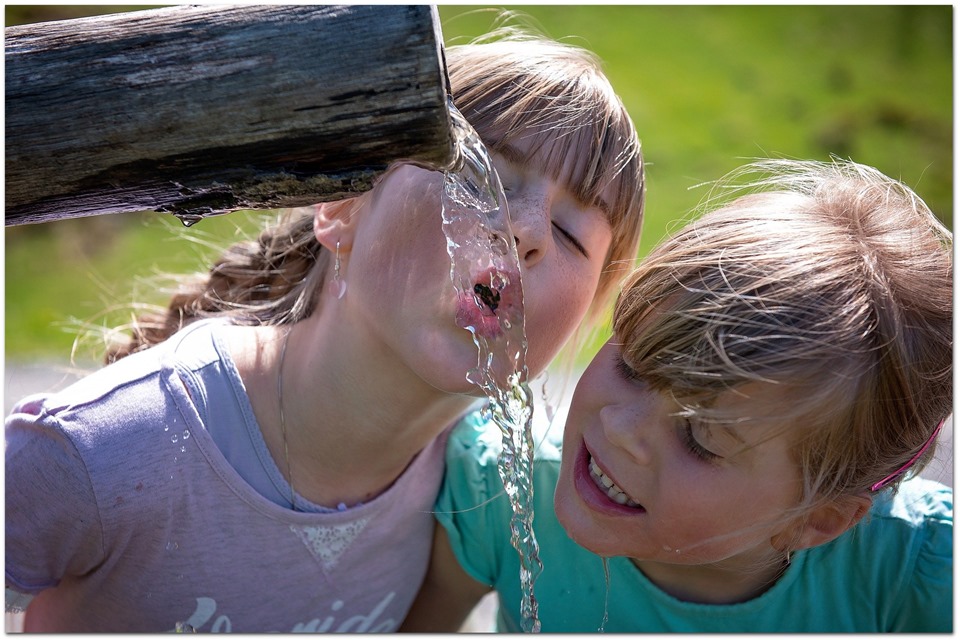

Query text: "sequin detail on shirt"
[290, 521, 370, 573]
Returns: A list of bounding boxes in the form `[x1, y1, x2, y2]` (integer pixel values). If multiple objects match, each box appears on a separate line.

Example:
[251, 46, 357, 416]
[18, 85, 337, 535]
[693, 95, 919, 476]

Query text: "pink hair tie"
[870, 417, 946, 492]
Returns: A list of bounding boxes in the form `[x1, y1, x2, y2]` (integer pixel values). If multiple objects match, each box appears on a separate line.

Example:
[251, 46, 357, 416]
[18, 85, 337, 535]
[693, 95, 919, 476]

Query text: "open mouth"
[473, 282, 501, 312]
[455, 268, 520, 339]
[588, 455, 642, 508]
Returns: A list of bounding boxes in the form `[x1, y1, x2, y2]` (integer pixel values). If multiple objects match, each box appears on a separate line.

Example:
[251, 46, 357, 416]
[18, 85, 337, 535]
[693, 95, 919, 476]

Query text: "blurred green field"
[5, 5, 952, 363]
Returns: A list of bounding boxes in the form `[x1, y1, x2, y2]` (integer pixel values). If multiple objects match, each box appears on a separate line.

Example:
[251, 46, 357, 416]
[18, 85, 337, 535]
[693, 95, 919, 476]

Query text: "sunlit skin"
[332, 140, 614, 396]
[555, 340, 808, 604]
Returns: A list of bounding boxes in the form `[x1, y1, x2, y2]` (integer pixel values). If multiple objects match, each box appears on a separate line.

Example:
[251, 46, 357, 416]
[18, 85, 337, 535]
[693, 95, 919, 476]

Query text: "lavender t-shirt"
[5, 320, 452, 632]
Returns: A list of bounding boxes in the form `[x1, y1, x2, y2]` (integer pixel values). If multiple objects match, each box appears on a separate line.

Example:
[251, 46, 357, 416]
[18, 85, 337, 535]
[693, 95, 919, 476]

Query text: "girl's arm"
[400, 522, 492, 632]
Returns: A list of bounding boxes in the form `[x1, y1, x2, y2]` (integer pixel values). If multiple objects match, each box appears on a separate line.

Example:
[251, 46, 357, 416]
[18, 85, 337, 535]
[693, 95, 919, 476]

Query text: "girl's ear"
[773, 494, 872, 553]
[313, 197, 361, 252]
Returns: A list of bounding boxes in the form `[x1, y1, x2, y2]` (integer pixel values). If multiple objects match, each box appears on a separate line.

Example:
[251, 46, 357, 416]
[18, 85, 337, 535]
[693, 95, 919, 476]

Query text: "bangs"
[493, 109, 636, 219]
[447, 38, 642, 229]
[612, 211, 876, 427]
[614, 277, 865, 435]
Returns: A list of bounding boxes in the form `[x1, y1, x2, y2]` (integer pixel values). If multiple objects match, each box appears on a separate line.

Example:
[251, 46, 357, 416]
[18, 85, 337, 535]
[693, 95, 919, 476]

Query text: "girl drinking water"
[5, 32, 645, 632]
[403, 158, 952, 633]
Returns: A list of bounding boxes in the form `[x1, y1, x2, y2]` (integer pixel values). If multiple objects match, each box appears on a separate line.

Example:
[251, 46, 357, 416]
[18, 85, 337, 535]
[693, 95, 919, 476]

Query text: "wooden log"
[5, 4, 456, 226]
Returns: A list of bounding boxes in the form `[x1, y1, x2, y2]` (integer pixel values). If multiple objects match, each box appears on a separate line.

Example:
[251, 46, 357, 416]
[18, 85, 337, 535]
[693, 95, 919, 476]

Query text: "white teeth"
[588, 456, 641, 508]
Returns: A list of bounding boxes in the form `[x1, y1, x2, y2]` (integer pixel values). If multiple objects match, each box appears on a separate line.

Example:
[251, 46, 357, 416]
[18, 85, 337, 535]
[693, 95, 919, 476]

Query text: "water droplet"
[166, 541, 179, 551]
[491, 235, 509, 256]
[175, 213, 204, 227]
[466, 369, 483, 387]
[183, 430, 191, 439]
[171, 434, 179, 443]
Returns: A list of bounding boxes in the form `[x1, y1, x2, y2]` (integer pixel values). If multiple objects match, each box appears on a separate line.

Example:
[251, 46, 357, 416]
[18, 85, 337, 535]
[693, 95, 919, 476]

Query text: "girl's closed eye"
[553, 222, 588, 257]
[681, 419, 722, 463]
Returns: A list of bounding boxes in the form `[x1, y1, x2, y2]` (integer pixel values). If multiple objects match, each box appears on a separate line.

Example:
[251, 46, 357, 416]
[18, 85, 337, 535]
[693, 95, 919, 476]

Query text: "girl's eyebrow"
[497, 142, 612, 215]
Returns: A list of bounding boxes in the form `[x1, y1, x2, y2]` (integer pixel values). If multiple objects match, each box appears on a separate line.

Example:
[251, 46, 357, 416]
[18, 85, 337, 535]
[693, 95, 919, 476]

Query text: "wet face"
[555, 340, 804, 570]
[342, 142, 612, 395]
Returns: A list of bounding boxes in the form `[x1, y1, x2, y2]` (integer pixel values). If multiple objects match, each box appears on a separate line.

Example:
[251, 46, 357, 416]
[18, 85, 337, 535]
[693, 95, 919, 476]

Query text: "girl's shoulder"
[6, 319, 235, 458]
[864, 476, 952, 566]
[797, 477, 952, 631]
[876, 476, 952, 523]
[9, 318, 226, 418]
[831, 476, 952, 560]
[447, 407, 502, 466]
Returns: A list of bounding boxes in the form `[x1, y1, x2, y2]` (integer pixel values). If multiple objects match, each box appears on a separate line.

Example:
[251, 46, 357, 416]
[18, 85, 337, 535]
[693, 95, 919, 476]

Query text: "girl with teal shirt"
[403, 158, 952, 633]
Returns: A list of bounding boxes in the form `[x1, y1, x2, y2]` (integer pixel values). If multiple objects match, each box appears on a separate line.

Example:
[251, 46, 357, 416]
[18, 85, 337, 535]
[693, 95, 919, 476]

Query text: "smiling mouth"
[588, 456, 642, 508]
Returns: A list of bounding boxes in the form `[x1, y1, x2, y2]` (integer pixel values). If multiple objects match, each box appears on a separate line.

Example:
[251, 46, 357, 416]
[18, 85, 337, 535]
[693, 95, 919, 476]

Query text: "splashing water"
[442, 101, 543, 633]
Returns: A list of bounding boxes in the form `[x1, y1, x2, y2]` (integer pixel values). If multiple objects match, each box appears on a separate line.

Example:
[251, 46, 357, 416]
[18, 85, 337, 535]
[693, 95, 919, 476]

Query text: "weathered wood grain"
[6, 4, 455, 225]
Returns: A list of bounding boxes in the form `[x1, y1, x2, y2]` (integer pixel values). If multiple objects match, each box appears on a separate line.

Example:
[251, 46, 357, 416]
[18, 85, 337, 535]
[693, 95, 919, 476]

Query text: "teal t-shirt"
[436, 413, 953, 633]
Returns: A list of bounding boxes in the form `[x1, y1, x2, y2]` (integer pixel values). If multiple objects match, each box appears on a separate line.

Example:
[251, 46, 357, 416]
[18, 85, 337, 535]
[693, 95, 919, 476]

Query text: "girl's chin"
[410, 350, 481, 396]
[424, 363, 485, 396]
[554, 485, 627, 558]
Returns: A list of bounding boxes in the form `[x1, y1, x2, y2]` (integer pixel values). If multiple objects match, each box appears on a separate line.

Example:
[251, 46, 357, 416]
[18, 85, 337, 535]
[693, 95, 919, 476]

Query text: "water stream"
[599, 557, 610, 632]
[441, 102, 543, 633]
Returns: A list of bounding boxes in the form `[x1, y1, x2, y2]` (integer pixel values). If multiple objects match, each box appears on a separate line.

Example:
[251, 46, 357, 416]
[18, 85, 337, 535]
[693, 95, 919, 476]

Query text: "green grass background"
[5, 5, 952, 364]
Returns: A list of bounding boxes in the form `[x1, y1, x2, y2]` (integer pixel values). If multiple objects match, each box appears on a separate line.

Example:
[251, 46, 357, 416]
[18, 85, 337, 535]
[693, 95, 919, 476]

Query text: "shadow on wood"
[5, 5, 456, 226]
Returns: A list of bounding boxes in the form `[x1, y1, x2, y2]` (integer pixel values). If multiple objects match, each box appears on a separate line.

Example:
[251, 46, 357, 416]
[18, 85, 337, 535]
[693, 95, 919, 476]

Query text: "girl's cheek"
[575, 275, 602, 320]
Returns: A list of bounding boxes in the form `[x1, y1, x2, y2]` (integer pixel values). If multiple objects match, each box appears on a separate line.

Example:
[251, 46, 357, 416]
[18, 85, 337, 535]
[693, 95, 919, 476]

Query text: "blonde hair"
[614, 158, 952, 506]
[106, 30, 644, 363]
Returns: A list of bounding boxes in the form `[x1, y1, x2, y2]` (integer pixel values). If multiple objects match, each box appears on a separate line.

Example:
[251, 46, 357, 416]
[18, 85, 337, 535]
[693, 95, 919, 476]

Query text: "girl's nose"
[508, 186, 551, 267]
[600, 404, 655, 466]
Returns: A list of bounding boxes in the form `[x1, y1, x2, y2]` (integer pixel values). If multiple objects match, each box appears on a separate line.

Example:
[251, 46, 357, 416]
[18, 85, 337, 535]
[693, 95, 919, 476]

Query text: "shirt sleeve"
[434, 411, 511, 588]
[5, 396, 105, 594]
[890, 482, 953, 632]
